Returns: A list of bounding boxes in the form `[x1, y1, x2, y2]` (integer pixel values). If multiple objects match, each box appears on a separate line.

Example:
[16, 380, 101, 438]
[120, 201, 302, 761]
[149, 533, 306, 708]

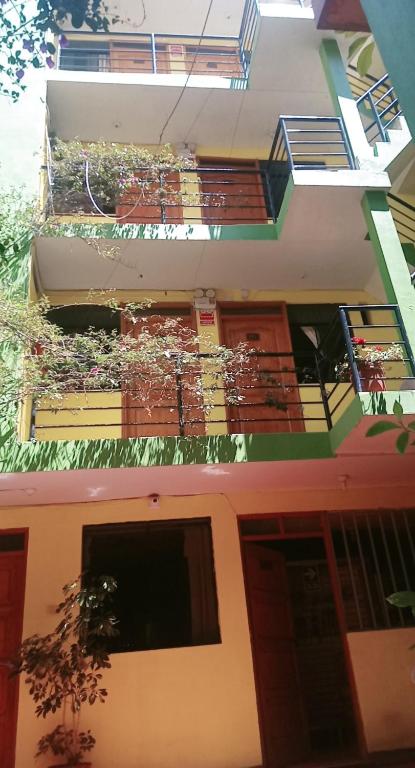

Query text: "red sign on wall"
[169, 45, 184, 56]
[199, 311, 215, 326]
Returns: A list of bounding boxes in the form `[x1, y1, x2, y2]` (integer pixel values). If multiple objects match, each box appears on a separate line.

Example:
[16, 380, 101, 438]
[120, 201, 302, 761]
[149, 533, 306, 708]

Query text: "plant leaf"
[387, 591, 415, 608]
[357, 41, 375, 77]
[396, 431, 409, 454]
[393, 400, 404, 417]
[407, 421, 415, 431]
[348, 36, 369, 60]
[366, 421, 400, 437]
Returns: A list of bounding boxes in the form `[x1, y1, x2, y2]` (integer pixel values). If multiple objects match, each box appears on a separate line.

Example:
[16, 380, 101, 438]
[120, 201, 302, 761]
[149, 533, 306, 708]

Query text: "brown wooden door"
[198, 160, 267, 224]
[183, 46, 242, 77]
[109, 43, 170, 74]
[221, 308, 304, 433]
[121, 312, 205, 437]
[244, 543, 309, 768]
[116, 171, 183, 224]
[0, 537, 26, 768]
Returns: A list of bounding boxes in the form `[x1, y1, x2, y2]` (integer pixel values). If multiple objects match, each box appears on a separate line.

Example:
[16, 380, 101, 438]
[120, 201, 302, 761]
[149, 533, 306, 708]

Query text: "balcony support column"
[362, 190, 415, 354]
[319, 39, 374, 170]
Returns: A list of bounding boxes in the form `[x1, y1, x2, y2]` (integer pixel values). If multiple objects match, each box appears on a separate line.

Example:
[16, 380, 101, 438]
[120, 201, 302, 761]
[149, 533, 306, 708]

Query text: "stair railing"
[356, 73, 402, 144]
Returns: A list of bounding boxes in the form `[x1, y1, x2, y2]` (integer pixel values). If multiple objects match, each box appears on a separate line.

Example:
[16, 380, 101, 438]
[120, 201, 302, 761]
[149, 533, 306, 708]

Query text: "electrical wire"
[158, 0, 215, 145]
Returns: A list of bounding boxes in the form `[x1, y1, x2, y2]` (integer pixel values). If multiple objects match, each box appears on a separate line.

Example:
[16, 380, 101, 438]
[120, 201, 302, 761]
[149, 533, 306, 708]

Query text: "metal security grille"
[328, 510, 415, 631]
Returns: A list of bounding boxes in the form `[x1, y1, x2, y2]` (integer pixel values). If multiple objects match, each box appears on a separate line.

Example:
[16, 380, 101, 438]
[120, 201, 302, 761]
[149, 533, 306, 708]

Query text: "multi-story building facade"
[1, 1, 415, 767]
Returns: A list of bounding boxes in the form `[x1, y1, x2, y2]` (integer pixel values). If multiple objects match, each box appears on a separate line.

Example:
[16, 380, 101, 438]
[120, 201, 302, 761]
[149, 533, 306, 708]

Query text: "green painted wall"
[361, 0, 415, 140]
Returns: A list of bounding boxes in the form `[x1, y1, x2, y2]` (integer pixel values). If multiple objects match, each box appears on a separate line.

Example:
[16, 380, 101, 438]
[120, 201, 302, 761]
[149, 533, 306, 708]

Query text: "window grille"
[328, 510, 415, 631]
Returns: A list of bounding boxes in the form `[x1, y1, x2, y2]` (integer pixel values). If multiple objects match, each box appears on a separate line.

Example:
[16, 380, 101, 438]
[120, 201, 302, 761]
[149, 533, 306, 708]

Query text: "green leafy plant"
[0, 0, 119, 100]
[387, 591, 415, 617]
[336, 337, 404, 380]
[366, 400, 415, 454]
[347, 32, 375, 77]
[0, 292, 263, 422]
[14, 575, 118, 766]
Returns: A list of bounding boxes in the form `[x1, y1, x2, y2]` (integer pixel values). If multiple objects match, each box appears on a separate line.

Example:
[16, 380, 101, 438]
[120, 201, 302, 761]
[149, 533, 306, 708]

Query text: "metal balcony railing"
[318, 304, 415, 427]
[387, 193, 415, 244]
[356, 73, 402, 145]
[31, 305, 415, 441]
[57, 0, 261, 80]
[56, 0, 312, 81]
[269, 116, 356, 170]
[50, 163, 287, 224]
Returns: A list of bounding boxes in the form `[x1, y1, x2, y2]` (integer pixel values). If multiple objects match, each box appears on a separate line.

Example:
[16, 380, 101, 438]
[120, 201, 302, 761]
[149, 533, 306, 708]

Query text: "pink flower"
[351, 336, 366, 345]
[89, 366, 102, 375]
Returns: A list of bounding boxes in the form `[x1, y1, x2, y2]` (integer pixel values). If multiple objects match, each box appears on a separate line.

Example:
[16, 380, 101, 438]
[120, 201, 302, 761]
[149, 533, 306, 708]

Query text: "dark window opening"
[0, 533, 25, 552]
[59, 40, 110, 72]
[46, 304, 121, 335]
[329, 509, 415, 632]
[287, 304, 343, 383]
[82, 518, 221, 653]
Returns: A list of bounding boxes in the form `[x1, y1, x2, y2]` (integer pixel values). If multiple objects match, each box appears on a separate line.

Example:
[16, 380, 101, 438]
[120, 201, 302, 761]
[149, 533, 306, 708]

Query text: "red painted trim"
[238, 512, 365, 764]
[0, 527, 29, 768]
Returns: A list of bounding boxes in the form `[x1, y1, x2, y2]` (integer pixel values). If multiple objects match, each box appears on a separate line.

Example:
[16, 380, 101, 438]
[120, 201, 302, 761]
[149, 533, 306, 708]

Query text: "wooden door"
[198, 160, 267, 224]
[184, 46, 242, 77]
[121, 311, 205, 437]
[244, 543, 309, 768]
[221, 308, 304, 433]
[0, 534, 27, 768]
[109, 43, 169, 74]
[116, 171, 183, 224]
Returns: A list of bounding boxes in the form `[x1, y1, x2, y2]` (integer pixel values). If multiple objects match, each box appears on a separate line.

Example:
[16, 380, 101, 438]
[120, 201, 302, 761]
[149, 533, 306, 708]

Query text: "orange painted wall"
[348, 629, 415, 752]
[2, 485, 415, 766]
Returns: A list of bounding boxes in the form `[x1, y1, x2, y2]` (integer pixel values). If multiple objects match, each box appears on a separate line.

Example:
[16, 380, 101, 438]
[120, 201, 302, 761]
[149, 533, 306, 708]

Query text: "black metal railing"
[318, 304, 415, 426]
[356, 73, 402, 145]
[269, 116, 356, 171]
[387, 193, 415, 244]
[32, 305, 415, 440]
[50, 164, 287, 224]
[57, 0, 261, 81]
[58, 35, 247, 79]
[33, 350, 333, 439]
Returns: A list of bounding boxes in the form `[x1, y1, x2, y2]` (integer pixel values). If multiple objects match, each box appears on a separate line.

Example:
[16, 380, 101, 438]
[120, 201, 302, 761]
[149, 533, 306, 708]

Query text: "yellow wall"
[348, 629, 415, 752]
[6, 495, 261, 768]
[28, 288, 377, 442]
[4, 487, 415, 766]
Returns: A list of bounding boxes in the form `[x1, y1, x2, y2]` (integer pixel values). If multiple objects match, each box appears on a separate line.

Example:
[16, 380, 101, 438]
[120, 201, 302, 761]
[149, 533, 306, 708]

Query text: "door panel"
[0, 545, 26, 768]
[199, 160, 267, 224]
[116, 171, 183, 224]
[244, 543, 309, 768]
[121, 312, 205, 437]
[184, 47, 242, 77]
[221, 308, 304, 433]
[109, 44, 170, 74]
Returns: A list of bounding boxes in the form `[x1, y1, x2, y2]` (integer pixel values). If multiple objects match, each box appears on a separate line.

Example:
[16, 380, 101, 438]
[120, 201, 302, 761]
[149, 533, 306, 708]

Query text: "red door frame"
[238, 512, 367, 767]
[0, 528, 28, 768]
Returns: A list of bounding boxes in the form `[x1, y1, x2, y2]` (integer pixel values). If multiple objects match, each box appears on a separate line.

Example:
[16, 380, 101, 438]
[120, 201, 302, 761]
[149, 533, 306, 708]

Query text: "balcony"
[31, 305, 415, 443]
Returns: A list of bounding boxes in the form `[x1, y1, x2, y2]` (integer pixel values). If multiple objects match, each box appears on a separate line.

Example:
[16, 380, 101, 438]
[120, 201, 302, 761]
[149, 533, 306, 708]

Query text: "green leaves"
[387, 591, 415, 617]
[366, 399, 415, 454]
[0, 0, 113, 98]
[366, 421, 400, 437]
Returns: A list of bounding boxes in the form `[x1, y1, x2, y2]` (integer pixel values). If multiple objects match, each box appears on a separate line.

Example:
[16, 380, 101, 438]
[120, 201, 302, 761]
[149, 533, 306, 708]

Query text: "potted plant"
[14, 575, 118, 767]
[336, 336, 404, 392]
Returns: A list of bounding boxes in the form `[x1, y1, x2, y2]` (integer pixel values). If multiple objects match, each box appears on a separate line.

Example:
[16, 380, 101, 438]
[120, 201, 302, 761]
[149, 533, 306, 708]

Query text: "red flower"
[351, 336, 366, 345]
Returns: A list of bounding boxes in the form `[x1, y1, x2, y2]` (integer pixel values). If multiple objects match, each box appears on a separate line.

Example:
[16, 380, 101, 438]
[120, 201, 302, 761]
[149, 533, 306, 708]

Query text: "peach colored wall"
[347, 630, 415, 753]
[3, 486, 415, 766]
[2, 495, 261, 768]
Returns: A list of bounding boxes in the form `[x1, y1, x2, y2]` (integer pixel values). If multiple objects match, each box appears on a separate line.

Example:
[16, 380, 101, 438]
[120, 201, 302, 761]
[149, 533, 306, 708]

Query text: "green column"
[319, 39, 372, 165]
[362, 190, 415, 352]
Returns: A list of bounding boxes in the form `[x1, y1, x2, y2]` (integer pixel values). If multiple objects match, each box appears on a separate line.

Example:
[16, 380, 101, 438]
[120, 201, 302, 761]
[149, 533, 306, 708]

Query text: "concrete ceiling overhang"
[47, 14, 334, 152]
[1, 449, 414, 508]
[35, 183, 379, 291]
